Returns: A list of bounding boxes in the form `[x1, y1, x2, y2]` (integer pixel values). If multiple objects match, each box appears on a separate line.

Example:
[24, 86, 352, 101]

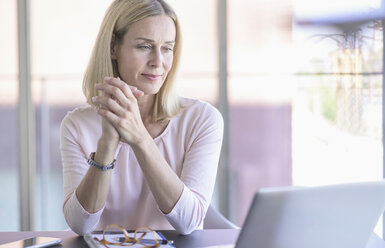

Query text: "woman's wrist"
[131, 131, 153, 151]
[94, 137, 119, 165]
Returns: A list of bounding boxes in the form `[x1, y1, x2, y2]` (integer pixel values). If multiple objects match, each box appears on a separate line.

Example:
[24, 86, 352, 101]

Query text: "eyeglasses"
[93, 224, 172, 247]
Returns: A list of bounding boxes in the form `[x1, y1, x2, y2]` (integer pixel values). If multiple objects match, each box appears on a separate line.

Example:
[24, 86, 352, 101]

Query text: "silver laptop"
[235, 181, 385, 248]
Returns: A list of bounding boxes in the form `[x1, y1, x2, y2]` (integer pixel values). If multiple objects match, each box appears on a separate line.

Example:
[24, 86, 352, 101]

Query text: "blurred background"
[0, 0, 384, 235]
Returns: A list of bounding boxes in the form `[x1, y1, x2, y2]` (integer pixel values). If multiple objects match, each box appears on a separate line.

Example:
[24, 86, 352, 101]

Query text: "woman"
[60, 0, 223, 235]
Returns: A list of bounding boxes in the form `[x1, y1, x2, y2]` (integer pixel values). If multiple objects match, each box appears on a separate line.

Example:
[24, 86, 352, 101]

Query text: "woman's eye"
[163, 47, 174, 52]
[138, 45, 151, 50]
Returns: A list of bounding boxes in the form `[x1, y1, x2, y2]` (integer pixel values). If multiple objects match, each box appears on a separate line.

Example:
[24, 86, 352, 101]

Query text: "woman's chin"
[138, 86, 162, 96]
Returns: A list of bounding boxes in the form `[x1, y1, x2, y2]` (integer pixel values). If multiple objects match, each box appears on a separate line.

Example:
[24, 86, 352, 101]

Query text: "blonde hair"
[83, 0, 181, 121]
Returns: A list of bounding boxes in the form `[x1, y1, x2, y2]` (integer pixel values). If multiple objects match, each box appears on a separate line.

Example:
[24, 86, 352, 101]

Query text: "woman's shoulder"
[166, 97, 223, 143]
[61, 105, 99, 130]
[177, 97, 223, 124]
[179, 97, 222, 117]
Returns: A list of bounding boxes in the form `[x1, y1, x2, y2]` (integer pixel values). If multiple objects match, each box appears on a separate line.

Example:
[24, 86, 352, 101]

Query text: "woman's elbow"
[69, 224, 91, 236]
[63, 214, 92, 236]
[173, 217, 204, 235]
[63, 205, 96, 236]
[174, 225, 197, 235]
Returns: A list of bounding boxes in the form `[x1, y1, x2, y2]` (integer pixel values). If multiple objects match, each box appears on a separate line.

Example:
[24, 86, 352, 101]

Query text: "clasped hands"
[92, 77, 147, 147]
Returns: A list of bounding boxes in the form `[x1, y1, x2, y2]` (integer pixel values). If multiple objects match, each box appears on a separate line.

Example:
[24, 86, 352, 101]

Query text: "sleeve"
[163, 103, 224, 234]
[60, 113, 104, 235]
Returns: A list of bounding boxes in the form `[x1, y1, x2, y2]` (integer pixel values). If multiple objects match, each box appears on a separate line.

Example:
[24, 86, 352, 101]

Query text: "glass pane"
[228, 0, 383, 231]
[0, 0, 19, 231]
[291, 21, 383, 236]
[292, 21, 383, 185]
[30, 0, 112, 230]
[228, 0, 293, 226]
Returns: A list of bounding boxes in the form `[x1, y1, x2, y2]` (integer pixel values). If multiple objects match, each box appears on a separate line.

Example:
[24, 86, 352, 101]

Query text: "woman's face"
[112, 15, 176, 95]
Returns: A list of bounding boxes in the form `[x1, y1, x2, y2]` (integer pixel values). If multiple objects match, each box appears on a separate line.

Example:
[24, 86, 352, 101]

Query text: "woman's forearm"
[75, 138, 117, 213]
[132, 134, 184, 214]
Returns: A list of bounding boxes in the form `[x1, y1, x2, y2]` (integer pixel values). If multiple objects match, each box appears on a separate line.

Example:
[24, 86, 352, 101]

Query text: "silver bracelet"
[87, 152, 116, 171]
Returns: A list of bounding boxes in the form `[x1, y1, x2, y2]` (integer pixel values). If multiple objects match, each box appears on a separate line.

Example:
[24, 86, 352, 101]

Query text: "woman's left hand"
[92, 77, 148, 146]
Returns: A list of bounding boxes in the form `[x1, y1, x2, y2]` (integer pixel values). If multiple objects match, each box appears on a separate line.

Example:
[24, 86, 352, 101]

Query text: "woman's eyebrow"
[135, 37, 175, 44]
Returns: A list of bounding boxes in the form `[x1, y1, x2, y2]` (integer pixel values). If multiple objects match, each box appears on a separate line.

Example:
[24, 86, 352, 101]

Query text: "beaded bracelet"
[87, 152, 116, 171]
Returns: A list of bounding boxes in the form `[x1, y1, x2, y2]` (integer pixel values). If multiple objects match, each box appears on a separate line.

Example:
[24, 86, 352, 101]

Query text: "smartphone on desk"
[0, 237, 62, 248]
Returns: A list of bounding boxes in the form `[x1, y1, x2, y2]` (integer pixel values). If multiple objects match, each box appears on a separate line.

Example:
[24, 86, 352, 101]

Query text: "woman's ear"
[111, 34, 118, 60]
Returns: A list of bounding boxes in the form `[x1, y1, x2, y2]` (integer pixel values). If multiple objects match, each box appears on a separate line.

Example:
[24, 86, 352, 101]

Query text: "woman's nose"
[149, 49, 162, 68]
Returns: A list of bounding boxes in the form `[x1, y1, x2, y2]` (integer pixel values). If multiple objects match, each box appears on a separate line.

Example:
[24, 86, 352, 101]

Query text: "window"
[0, 0, 19, 231]
[227, 0, 383, 232]
[227, 0, 293, 225]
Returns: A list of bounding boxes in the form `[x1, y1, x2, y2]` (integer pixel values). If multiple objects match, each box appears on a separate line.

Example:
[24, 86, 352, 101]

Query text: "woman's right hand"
[98, 78, 120, 147]
[93, 77, 123, 164]
[95, 76, 144, 149]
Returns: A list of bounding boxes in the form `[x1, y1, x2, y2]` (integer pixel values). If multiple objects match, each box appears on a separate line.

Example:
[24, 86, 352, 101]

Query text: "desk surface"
[1, 230, 385, 248]
[0, 229, 240, 248]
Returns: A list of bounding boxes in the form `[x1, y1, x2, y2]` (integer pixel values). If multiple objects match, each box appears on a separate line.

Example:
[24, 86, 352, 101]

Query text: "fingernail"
[104, 76, 112, 81]
[136, 89, 144, 96]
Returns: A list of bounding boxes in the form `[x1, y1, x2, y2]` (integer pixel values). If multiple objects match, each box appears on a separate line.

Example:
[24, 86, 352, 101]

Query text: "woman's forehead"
[124, 15, 176, 42]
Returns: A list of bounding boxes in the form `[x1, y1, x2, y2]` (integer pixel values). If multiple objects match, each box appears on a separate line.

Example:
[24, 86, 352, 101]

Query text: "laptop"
[235, 181, 385, 248]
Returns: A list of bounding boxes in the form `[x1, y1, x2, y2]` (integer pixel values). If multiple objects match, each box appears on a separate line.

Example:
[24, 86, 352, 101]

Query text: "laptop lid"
[235, 181, 385, 248]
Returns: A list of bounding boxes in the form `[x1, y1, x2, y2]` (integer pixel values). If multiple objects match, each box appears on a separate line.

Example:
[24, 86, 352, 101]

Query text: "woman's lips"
[142, 74, 162, 81]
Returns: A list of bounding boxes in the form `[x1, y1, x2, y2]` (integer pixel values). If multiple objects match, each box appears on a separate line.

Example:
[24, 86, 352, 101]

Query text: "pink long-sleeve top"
[60, 97, 224, 235]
